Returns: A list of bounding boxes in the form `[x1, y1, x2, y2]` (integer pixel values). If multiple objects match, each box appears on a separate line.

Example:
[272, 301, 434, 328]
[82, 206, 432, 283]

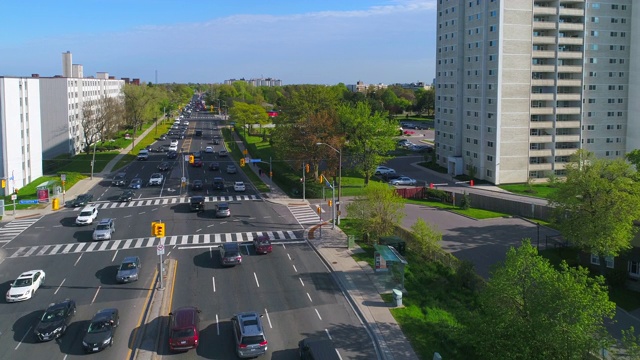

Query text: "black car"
[212, 177, 225, 190]
[70, 193, 93, 207]
[209, 162, 220, 171]
[213, 139, 220, 145]
[118, 190, 135, 202]
[111, 173, 127, 186]
[157, 162, 171, 171]
[34, 299, 76, 341]
[167, 151, 178, 159]
[159, 134, 167, 140]
[83, 308, 119, 353]
[191, 180, 204, 191]
[190, 196, 205, 212]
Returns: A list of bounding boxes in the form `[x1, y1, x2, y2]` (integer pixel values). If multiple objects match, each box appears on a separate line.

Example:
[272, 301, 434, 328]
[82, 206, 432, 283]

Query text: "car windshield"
[171, 328, 195, 338]
[41, 309, 65, 322]
[96, 224, 109, 230]
[12, 278, 32, 287]
[88, 321, 111, 333]
[79, 211, 93, 217]
[120, 262, 136, 270]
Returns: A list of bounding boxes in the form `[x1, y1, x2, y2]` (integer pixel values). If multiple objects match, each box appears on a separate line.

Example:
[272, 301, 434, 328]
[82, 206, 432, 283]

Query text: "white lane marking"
[315, 309, 322, 320]
[212, 277, 216, 293]
[307, 293, 313, 302]
[91, 286, 101, 304]
[264, 308, 273, 329]
[15, 326, 32, 350]
[55, 279, 66, 295]
[254, 272, 260, 288]
[292, 264, 298, 273]
[299, 277, 305, 287]
[325, 329, 332, 340]
[74, 254, 83, 267]
[216, 314, 220, 335]
[112, 250, 118, 262]
[287, 253, 292, 261]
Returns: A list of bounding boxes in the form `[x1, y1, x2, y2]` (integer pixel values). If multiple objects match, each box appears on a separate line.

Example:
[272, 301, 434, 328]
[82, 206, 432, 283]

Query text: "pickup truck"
[137, 149, 149, 161]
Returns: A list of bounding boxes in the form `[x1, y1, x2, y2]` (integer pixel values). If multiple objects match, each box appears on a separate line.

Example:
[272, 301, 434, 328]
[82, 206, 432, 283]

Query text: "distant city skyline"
[0, 0, 437, 85]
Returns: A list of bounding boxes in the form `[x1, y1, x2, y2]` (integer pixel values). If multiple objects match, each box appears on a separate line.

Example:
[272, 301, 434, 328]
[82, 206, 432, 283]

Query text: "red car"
[253, 236, 272, 254]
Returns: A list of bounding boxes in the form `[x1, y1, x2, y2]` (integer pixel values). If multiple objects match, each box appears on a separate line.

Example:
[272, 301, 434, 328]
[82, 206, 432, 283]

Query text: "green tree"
[410, 218, 442, 255]
[345, 182, 405, 240]
[470, 240, 615, 360]
[548, 150, 640, 272]
[229, 102, 269, 138]
[620, 326, 640, 359]
[626, 149, 640, 170]
[338, 102, 398, 184]
[124, 84, 163, 149]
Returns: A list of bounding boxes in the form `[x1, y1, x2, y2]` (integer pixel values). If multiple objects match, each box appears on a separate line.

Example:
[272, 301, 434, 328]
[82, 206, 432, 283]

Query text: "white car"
[170, 140, 179, 147]
[234, 181, 246, 192]
[168, 144, 178, 152]
[76, 205, 98, 225]
[148, 173, 164, 186]
[205, 146, 214, 153]
[6, 270, 45, 302]
[183, 120, 189, 125]
[375, 166, 396, 175]
[389, 176, 417, 186]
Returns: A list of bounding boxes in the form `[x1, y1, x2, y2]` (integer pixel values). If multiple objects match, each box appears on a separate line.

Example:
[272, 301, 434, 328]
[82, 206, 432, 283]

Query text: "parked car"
[34, 299, 76, 342]
[389, 176, 417, 186]
[5, 270, 45, 302]
[215, 203, 231, 218]
[191, 180, 204, 191]
[148, 173, 164, 186]
[231, 312, 267, 358]
[82, 309, 119, 353]
[70, 193, 93, 207]
[116, 256, 141, 283]
[220, 243, 242, 266]
[212, 177, 225, 190]
[226, 165, 237, 174]
[158, 162, 171, 171]
[93, 218, 115, 241]
[76, 205, 99, 226]
[375, 166, 396, 175]
[190, 196, 205, 212]
[209, 162, 220, 171]
[253, 235, 272, 254]
[234, 181, 246, 192]
[118, 190, 135, 202]
[112, 173, 127, 186]
[168, 307, 201, 352]
[129, 178, 143, 189]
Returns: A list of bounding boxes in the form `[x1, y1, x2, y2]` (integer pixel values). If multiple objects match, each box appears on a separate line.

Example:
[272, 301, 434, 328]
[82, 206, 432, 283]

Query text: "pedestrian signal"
[240, 158, 246, 167]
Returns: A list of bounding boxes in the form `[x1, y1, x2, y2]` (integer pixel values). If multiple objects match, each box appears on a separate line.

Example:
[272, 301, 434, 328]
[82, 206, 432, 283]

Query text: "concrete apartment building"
[0, 77, 43, 194]
[435, 0, 638, 184]
[40, 52, 124, 158]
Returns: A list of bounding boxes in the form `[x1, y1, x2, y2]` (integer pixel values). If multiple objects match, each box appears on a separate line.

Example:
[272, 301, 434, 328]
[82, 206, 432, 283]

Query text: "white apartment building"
[0, 77, 43, 193]
[435, 0, 637, 184]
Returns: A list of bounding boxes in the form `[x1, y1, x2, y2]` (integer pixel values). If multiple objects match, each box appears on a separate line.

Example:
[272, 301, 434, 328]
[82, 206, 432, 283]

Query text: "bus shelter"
[373, 244, 408, 292]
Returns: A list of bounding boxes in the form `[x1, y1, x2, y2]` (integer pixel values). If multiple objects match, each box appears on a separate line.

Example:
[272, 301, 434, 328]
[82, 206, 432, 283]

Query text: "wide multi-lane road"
[0, 113, 374, 359]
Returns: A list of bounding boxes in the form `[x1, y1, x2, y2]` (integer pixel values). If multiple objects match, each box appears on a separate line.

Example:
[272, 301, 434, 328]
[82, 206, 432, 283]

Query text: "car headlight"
[103, 338, 111, 345]
[53, 327, 62, 333]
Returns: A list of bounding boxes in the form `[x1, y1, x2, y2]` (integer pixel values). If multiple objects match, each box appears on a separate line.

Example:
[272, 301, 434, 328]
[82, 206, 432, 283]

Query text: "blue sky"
[0, 0, 437, 85]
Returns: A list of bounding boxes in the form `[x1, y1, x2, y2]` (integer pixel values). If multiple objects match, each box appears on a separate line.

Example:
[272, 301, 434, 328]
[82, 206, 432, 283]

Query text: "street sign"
[157, 244, 165, 255]
[19, 199, 39, 205]
[60, 174, 66, 181]
[11, 194, 17, 200]
[184, 155, 190, 162]
[250, 159, 261, 163]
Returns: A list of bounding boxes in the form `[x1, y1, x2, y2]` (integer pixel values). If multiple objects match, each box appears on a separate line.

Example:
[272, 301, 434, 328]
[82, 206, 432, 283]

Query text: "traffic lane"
[0, 251, 154, 359]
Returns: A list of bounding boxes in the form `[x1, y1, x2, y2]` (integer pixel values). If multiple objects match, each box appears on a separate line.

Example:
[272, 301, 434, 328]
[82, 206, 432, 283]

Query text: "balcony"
[534, 7, 557, 16]
[529, 163, 553, 171]
[533, 21, 557, 30]
[556, 107, 581, 114]
[532, 79, 556, 86]
[533, 36, 556, 45]
[555, 134, 580, 142]
[532, 50, 556, 58]
[558, 51, 583, 59]
[559, 8, 584, 16]
[530, 121, 554, 128]
[555, 120, 581, 128]
[558, 37, 583, 45]
[532, 65, 555, 72]
[531, 93, 554, 101]
[530, 135, 553, 142]
[557, 65, 583, 72]
[556, 93, 581, 101]
[559, 22, 584, 31]
[555, 148, 579, 156]
[530, 149, 553, 157]
[557, 79, 581, 86]
[530, 107, 555, 115]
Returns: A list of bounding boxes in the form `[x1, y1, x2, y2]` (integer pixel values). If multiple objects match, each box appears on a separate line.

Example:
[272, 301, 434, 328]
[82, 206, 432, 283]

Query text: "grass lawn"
[498, 183, 559, 199]
[405, 199, 508, 219]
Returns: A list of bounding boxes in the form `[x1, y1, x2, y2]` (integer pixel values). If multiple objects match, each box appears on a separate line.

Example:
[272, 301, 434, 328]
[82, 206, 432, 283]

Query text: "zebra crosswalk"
[0, 217, 42, 243]
[8, 230, 302, 258]
[288, 204, 321, 225]
[91, 195, 261, 210]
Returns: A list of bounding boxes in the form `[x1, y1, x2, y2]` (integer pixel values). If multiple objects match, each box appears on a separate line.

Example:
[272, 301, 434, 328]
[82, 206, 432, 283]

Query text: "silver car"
[92, 218, 115, 241]
[232, 312, 267, 358]
[389, 176, 417, 186]
[116, 256, 140, 283]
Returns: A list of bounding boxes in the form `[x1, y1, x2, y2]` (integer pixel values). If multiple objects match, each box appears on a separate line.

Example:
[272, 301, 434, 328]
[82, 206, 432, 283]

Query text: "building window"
[629, 261, 640, 277]
[486, 169, 493, 177]
[487, 155, 493, 161]
[487, 141, 494, 147]
[591, 254, 614, 268]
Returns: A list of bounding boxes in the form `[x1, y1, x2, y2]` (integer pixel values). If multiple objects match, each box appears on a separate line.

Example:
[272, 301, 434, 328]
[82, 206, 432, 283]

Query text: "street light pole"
[316, 142, 341, 225]
[90, 139, 98, 180]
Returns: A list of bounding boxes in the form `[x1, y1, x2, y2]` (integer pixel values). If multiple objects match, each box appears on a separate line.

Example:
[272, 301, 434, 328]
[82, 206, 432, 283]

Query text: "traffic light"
[319, 175, 323, 183]
[189, 155, 195, 164]
[243, 149, 248, 155]
[305, 164, 310, 173]
[1, 179, 5, 188]
[152, 222, 166, 237]
[240, 158, 246, 167]
[328, 200, 332, 207]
